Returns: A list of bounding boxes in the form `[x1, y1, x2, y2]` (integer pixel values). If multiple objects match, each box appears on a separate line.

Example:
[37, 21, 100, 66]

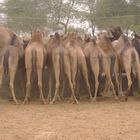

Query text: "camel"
[132, 34, 140, 57]
[47, 32, 78, 104]
[0, 27, 24, 104]
[97, 31, 120, 97]
[109, 26, 123, 41]
[23, 30, 46, 104]
[112, 34, 140, 100]
[63, 32, 93, 101]
[83, 34, 119, 101]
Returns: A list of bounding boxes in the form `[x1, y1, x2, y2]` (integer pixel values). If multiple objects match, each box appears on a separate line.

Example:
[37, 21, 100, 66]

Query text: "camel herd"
[0, 26, 140, 105]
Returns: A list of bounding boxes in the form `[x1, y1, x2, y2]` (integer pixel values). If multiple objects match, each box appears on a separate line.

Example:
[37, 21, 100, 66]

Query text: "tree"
[0, 0, 140, 34]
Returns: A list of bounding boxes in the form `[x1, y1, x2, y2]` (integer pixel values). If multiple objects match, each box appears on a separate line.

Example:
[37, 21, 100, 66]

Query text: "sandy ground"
[1, 97, 140, 140]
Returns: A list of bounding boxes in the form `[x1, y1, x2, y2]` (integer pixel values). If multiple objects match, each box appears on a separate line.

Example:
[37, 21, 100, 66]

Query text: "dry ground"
[0, 97, 140, 140]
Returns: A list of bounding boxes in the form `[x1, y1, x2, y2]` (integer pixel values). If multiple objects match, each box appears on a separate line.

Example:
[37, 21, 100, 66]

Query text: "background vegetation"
[0, 0, 140, 35]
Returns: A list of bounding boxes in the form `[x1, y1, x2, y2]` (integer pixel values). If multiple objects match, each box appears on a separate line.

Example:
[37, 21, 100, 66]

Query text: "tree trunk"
[65, 0, 76, 33]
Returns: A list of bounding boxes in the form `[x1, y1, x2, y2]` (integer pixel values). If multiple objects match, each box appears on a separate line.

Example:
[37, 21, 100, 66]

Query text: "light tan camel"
[112, 34, 140, 100]
[47, 33, 78, 104]
[0, 27, 24, 104]
[63, 32, 93, 101]
[44, 35, 54, 102]
[23, 30, 46, 104]
[83, 34, 119, 101]
[97, 31, 120, 96]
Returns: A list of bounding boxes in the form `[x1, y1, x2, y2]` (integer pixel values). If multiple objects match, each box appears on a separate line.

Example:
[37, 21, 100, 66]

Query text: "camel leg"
[50, 54, 60, 104]
[36, 50, 46, 104]
[75, 71, 80, 99]
[60, 79, 65, 99]
[123, 56, 132, 101]
[124, 70, 132, 101]
[119, 71, 123, 97]
[0, 59, 4, 92]
[9, 54, 19, 104]
[47, 68, 52, 102]
[107, 74, 119, 100]
[23, 50, 32, 104]
[70, 54, 78, 100]
[80, 57, 92, 101]
[103, 59, 119, 100]
[9, 68, 18, 104]
[114, 60, 120, 96]
[23, 68, 32, 104]
[134, 53, 140, 92]
[64, 54, 79, 104]
[57, 79, 63, 101]
[37, 68, 46, 104]
[114, 73, 120, 96]
[90, 57, 99, 102]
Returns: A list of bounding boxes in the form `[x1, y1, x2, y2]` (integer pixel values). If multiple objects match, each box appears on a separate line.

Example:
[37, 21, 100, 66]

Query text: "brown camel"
[112, 34, 140, 100]
[44, 35, 54, 102]
[0, 27, 24, 104]
[97, 31, 120, 96]
[47, 33, 78, 104]
[83, 34, 118, 101]
[63, 32, 93, 101]
[132, 34, 140, 57]
[23, 30, 46, 104]
[109, 26, 123, 41]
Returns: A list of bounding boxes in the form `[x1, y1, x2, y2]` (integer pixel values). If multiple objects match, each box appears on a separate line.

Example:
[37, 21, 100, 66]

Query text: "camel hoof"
[14, 101, 19, 105]
[124, 97, 128, 101]
[23, 100, 28, 105]
[74, 101, 79, 105]
[120, 96, 128, 102]
[90, 98, 93, 103]
[57, 97, 61, 102]
[75, 100, 79, 104]
[92, 98, 97, 102]
[115, 96, 119, 101]
[46, 97, 52, 102]
[49, 101, 55, 105]
[42, 100, 47, 105]
[8, 98, 13, 102]
[68, 99, 79, 104]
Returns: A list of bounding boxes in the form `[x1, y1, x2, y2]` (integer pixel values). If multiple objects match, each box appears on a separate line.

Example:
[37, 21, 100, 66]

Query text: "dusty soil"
[0, 97, 140, 140]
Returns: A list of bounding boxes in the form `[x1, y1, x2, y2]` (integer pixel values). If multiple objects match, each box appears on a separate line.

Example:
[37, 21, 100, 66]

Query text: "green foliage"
[0, 0, 140, 33]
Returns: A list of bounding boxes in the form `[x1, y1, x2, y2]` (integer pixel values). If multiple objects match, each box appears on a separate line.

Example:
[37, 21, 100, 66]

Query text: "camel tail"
[3, 49, 9, 75]
[132, 49, 140, 87]
[110, 54, 116, 77]
[60, 48, 64, 76]
[98, 54, 103, 73]
[32, 49, 36, 71]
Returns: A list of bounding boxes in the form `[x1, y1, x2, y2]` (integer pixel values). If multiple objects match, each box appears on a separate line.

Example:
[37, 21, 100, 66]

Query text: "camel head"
[67, 32, 77, 40]
[109, 26, 123, 41]
[97, 31, 113, 41]
[31, 30, 44, 42]
[84, 34, 91, 42]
